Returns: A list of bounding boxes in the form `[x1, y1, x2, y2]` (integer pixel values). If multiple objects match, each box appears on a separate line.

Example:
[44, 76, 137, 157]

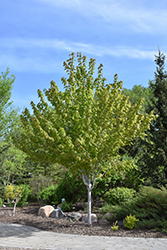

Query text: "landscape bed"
[0, 204, 167, 238]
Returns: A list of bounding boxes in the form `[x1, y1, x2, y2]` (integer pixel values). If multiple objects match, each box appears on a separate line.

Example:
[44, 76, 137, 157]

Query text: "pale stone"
[67, 212, 82, 221]
[81, 213, 97, 223]
[38, 205, 54, 218]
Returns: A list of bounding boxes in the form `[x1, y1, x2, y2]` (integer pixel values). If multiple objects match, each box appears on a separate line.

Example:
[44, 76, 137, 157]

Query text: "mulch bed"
[0, 204, 167, 238]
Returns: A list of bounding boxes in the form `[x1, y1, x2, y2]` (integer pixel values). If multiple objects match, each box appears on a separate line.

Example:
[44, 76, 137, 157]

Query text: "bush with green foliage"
[101, 186, 167, 233]
[104, 187, 136, 205]
[92, 156, 142, 202]
[29, 175, 52, 204]
[123, 214, 139, 229]
[4, 184, 22, 201]
[111, 221, 118, 231]
[61, 201, 73, 212]
[54, 171, 87, 203]
[0, 185, 5, 202]
[4, 184, 23, 214]
[39, 185, 59, 205]
[52, 156, 141, 205]
[0, 197, 2, 207]
[17, 184, 32, 207]
[39, 170, 87, 205]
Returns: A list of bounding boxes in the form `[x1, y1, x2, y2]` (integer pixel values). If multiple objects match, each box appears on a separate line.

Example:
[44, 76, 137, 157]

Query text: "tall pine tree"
[146, 49, 167, 184]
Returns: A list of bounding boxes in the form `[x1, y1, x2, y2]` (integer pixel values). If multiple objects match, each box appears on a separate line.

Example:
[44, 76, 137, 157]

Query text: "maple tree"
[13, 53, 155, 226]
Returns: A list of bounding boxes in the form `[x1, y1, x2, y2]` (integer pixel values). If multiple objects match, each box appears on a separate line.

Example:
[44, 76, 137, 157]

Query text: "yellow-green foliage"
[111, 221, 118, 231]
[13, 52, 155, 176]
[123, 214, 139, 230]
[4, 184, 23, 201]
[0, 198, 2, 207]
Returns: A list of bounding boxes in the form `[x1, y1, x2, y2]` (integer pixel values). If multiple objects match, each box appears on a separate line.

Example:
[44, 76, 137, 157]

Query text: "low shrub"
[111, 221, 118, 231]
[39, 185, 59, 205]
[101, 186, 167, 232]
[104, 187, 136, 205]
[54, 171, 87, 203]
[123, 214, 139, 230]
[0, 197, 2, 207]
[17, 184, 32, 207]
[0, 185, 5, 201]
[61, 201, 73, 212]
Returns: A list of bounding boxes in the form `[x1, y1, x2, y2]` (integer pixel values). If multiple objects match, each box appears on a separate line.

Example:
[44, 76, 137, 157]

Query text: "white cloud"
[0, 38, 157, 72]
[0, 38, 157, 58]
[35, 0, 167, 33]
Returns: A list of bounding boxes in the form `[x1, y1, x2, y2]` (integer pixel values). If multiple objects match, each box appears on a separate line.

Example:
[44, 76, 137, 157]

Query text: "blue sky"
[1, 0, 167, 111]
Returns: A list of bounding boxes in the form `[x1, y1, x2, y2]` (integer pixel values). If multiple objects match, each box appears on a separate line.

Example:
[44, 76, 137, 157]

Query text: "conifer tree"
[147, 49, 167, 183]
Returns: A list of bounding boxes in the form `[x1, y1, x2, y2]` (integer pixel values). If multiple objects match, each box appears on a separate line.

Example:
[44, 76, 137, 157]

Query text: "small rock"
[67, 212, 82, 221]
[82, 213, 97, 223]
[51, 209, 66, 218]
[98, 218, 109, 225]
[38, 205, 54, 218]
[117, 220, 124, 226]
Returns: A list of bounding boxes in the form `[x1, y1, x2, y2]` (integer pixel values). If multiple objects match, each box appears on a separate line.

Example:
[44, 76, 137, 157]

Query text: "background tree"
[29, 175, 53, 205]
[0, 142, 27, 185]
[0, 68, 26, 195]
[125, 49, 167, 186]
[0, 68, 15, 138]
[121, 85, 155, 183]
[13, 53, 155, 226]
[123, 85, 154, 114]
[4, 184, 23, 215]
[24, 158, 67, 184]
[145, 49, 167, 184]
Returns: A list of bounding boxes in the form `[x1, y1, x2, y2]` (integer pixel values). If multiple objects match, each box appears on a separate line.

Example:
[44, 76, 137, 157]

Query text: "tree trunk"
[87, 171, 92, 227]
[13, 202, 16, 215]
[81, 170, 99, 227]
[87, 184, 92, 227]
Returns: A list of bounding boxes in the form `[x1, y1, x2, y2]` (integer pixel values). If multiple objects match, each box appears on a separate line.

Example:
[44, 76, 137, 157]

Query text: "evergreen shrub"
[104, 187, 136, 205]
[101, 186, 167, 232]
[39, 185, 59, 205]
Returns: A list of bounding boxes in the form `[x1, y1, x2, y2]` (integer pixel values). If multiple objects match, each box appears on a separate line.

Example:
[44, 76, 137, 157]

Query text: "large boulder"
[66, 212, 82, 221]
[38, 205, 54, 218]
[51, 209, 66, 218]
[81, 213, 97, 223]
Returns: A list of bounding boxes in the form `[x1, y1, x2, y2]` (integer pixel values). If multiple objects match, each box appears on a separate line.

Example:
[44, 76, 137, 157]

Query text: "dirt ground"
[0, 204, 167, 238]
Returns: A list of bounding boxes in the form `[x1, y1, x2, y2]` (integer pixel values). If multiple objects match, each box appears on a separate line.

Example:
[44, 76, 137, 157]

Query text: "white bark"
[87, 172, 92, 227]
[80, 165, 100, 227]
[87, 186, 92, 226]
[13, 202, 16, 215]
